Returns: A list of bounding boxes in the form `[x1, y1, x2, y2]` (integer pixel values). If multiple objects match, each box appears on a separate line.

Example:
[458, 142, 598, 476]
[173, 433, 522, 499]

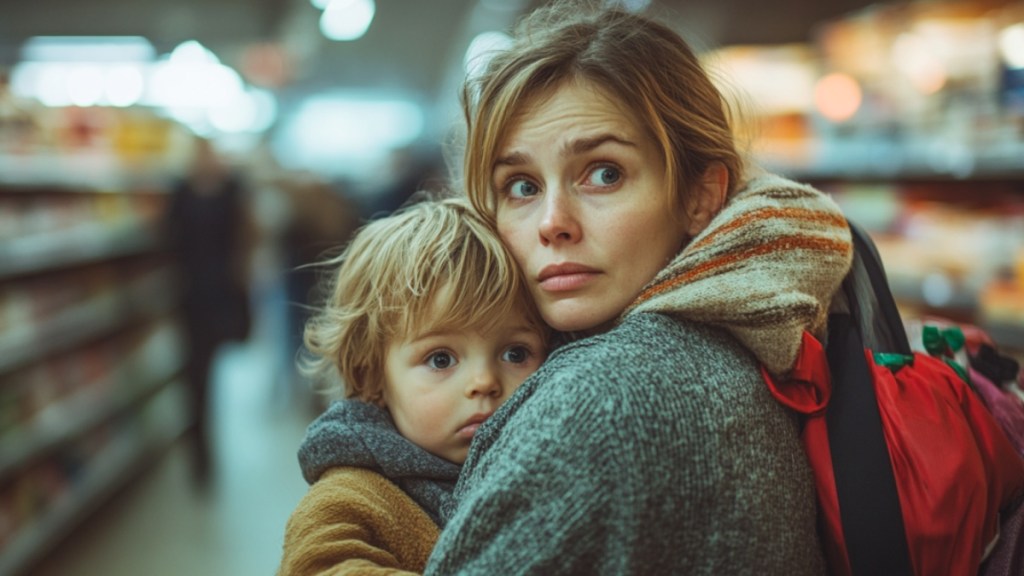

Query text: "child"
[278, 197, 549, 575]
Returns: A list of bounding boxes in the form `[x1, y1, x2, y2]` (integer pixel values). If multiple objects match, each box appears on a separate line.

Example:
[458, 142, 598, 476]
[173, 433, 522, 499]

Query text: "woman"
[425, 3, 853, 574]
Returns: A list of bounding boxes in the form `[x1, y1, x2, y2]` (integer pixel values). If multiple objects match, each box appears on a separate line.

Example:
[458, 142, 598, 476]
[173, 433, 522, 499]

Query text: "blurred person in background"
[278, 173, 361, 412]
[165, 136, 254, 487]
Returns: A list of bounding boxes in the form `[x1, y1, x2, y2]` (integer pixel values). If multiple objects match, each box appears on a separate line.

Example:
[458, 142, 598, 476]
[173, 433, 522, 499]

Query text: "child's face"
[382, 307, 546, 464]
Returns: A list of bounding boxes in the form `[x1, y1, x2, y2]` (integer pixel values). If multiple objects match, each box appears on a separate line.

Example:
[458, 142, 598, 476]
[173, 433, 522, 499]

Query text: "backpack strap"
[848, 220, 912, 355]
[826, 220, 913, 575]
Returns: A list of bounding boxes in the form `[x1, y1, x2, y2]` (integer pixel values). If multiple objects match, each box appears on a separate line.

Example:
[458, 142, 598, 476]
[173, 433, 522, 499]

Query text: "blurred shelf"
[889, 277, 1024, 350]
[0, 381, 191, 576]
[889, 276, 979, 317]
[0, 324, 184, 478]
[760, 145, 1024, 185]
[0, 269, 176, 376]
[0, 369, 183, 479]
[0, 224, 161, 281]
[0, 153, 172, 193]
[0, 168, 190, 576]
[982, 321, 1024, 352]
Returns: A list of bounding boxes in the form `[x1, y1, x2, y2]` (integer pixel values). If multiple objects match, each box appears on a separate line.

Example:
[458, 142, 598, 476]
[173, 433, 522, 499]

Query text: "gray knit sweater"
[424, 175, 846, 574]
[424, 313, 826, 575]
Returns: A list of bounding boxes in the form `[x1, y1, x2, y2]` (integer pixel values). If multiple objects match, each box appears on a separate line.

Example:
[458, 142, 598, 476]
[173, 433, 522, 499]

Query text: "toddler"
[278, 197, 548, 575]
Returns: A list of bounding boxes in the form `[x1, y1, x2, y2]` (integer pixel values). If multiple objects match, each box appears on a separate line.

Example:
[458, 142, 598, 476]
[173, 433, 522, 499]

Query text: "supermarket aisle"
[31, 331, 315, 575]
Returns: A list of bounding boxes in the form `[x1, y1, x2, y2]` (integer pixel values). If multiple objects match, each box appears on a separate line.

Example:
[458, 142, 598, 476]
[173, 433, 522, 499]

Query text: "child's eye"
[584, 165, 621, 187]
[426, 351, 457, 370]
[501, 345, 532, 364]
[506, 178, 540, 199]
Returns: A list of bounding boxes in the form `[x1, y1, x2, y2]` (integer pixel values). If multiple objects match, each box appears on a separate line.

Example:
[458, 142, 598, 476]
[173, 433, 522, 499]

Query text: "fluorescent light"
[275, 94, 423, 175]
[1000, 24, 1024, 70]
[814, 73, 862, 123]
[67, 65, 105, 106]
[320, 0, 375, 41]
[146, 59, 244, 108]
[105, 65, 146, 107]
[37, 64, 72, 107]
[208, 88, 278, 133]
[169, 40, 220, 65]
[21, 36, 156, 63]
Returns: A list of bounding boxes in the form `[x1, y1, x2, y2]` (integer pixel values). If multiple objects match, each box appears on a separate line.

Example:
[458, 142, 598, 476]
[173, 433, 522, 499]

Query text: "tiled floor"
[32, 336, 315, 576]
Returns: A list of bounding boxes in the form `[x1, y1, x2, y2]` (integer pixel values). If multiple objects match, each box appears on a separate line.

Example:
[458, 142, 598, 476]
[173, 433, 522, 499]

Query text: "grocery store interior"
[2, 0, 1024, 574]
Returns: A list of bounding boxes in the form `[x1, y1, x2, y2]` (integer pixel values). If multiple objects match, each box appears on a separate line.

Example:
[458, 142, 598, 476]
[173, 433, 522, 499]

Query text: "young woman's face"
[492, 80, 690, 333]
[382, 303, 545, 464]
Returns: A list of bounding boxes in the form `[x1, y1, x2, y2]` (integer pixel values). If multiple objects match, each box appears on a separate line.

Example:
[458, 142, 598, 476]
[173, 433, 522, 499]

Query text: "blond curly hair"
[301, 196, 546, 401]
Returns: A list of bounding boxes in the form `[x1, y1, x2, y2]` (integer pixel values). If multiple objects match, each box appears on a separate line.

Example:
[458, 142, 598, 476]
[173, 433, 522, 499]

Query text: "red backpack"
[763, 222, 1024, 576]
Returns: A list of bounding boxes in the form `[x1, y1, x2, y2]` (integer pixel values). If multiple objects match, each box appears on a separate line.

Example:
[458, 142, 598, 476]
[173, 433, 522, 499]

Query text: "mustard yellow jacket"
[279, 467, 439, 575]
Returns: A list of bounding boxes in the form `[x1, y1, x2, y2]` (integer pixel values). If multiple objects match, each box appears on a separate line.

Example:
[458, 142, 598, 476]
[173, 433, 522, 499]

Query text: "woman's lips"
[537, 263, 599, 292]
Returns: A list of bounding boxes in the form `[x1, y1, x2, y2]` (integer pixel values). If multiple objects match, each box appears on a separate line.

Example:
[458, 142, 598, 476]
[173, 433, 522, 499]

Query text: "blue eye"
[586, 166, 621, 186]
[502, 345, 531, 364]
[427, 351, 456, 370]
[507, 178, 540, 198]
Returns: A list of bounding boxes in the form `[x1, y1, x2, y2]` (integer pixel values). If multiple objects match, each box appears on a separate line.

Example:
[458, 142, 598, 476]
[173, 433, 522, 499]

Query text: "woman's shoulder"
[470, 311, 800, 475]
[545, 312, 758, 385]
[504, 312, 770, 433]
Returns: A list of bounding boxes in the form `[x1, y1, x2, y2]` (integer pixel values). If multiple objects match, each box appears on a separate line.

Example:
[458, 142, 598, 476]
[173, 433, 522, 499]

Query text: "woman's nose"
[538, 187, 581, 246]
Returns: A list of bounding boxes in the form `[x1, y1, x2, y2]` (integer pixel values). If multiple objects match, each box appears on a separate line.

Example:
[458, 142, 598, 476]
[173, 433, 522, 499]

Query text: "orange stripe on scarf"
[635, 235, 852, 305]
[691, 207, 849, 252]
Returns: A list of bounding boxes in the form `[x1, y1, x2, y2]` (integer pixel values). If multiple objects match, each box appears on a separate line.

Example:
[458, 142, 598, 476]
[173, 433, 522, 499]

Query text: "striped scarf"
[623, 174, 853, 378]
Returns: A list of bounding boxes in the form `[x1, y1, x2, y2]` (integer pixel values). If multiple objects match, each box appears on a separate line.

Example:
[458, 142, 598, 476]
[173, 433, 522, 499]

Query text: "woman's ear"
[685, 162, 728, 238]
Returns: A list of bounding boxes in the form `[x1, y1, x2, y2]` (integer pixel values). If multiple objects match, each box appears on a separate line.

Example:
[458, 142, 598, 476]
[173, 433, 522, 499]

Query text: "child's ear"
[684, 162, 728, 238]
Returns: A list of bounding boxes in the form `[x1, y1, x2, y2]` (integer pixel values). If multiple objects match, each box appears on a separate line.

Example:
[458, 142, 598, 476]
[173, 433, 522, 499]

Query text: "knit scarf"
[623, 174, 854, 378]
[298, 399, 461, 525]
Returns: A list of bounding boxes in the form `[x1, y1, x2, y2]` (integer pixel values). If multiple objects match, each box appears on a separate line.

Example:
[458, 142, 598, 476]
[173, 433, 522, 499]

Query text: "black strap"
[848, 221, 912, 355]
[825, 220, 913, 575]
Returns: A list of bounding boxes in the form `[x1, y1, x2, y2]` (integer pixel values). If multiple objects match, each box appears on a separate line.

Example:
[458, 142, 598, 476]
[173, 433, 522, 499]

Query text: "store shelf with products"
[708, 0, 1024, 349]
[0, 320, 184, 477]
[0, 153, 176, 193]
[0, 174, 169, 282]
[0, 382, 190, 576]
[807, 176, 1024, 351]
[0, 222, 162, 281]
[0, 161, 190, 574]
[0, 261, 177, 375]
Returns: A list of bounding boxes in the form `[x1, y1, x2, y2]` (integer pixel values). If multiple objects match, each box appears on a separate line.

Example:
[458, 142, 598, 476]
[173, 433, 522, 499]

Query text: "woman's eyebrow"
[495, 134, 635, 169]
[565, 134, 635, 157]
[494, 151, 529, 168]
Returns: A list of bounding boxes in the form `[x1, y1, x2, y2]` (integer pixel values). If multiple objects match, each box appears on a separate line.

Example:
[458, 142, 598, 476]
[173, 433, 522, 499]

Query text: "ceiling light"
[814, 73, 862, 123]
[1000, 23, 1024, 69]
[319, 0, 376, 41]
[20, 36, 156, 63]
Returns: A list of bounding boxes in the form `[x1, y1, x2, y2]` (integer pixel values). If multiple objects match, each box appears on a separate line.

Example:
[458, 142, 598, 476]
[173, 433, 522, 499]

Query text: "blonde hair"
[301, 197, 546, 401]
[462, 0, 743, 223]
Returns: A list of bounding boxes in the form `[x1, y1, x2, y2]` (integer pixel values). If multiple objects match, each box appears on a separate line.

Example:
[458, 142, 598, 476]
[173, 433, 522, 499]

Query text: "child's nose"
[466, 363, 501, 398]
